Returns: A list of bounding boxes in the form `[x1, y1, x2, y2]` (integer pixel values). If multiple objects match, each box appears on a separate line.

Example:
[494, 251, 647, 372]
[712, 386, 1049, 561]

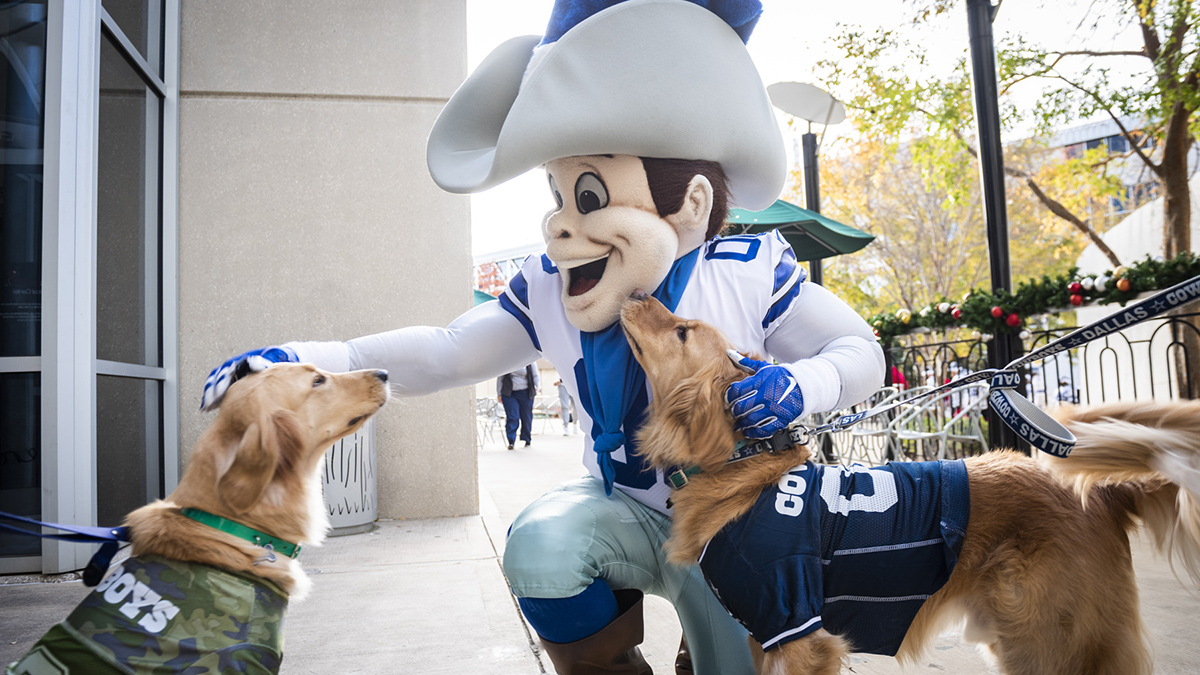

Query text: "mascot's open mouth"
[568, 256, 609, 297]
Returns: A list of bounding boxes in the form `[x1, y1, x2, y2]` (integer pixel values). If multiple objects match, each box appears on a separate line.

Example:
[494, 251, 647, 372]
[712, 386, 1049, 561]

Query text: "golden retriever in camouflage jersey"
[7, 364, 389, 675]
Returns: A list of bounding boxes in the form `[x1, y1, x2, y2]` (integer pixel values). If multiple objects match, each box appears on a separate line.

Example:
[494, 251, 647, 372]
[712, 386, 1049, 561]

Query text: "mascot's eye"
[313, 374, 326, 388]
[676, 326, 688, 343]
[575, 172, 609, 214]
[548, 174, 564, 209]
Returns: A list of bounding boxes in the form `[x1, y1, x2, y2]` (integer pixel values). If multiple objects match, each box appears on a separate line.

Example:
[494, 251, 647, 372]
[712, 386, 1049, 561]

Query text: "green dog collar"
[181, 508, 302, 559]
[667, 465, 705, 489]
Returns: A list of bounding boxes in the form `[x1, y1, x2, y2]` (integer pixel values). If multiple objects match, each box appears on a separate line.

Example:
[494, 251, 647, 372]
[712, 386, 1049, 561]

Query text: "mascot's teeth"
[563, 254, 609, 269]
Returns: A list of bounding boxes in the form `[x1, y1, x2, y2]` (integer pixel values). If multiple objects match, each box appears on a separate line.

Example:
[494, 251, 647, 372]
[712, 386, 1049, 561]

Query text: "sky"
[464, 0, 1141, 258]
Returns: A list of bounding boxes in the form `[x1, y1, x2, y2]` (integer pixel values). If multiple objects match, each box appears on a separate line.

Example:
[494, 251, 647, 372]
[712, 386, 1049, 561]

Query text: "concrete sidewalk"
[3, 429, 1200, 673]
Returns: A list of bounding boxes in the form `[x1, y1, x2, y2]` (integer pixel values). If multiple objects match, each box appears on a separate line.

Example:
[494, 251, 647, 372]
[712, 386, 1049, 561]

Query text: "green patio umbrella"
[726, 199, 874, 261]
[473, 289, 497, 306]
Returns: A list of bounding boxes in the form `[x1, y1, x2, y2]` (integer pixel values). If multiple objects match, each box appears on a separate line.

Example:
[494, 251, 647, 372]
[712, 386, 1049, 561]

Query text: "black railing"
[891, 311, 1200, 406]
[848, 311, 1200, 463]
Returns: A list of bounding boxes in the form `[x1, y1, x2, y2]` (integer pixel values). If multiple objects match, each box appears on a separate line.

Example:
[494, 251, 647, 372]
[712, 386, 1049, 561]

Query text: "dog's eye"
[313, 374, 326, 388]
[676, 326, 688, 343]
[575, 172, 609, 214]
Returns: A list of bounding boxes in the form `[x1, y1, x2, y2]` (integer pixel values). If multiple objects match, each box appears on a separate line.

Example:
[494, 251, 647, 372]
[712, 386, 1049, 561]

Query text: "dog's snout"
[374, 370, 389, 383]
[630, 289, 649, 301]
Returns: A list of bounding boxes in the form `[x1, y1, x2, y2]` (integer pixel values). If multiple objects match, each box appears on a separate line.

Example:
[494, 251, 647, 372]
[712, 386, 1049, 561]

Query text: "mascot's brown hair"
[641, 157, 730, 239]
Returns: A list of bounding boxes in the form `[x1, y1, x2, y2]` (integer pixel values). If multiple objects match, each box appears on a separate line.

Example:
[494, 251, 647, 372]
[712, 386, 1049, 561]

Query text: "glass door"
[0, 0, 47, 562]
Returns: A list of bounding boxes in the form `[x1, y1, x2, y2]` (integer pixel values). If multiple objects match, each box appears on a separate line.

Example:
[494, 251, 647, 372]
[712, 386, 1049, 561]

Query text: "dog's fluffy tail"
[1045, 401, 1200, 584]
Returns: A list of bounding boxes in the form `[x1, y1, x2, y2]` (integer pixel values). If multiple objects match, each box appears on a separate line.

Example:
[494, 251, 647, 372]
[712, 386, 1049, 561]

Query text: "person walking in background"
[554, 379, 579, 436]
[1058, 378, 1077, 404]
[498, 364, 540, 449]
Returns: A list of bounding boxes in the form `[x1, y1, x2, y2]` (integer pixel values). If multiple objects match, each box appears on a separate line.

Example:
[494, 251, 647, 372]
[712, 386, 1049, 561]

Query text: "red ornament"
[951, 307, 962, 319]
[1068, 282, 1083, 294]
[1069, 294, 1083, 306]
[1006, 313, 1021, 327]
[990, 306, 1004, 318]
[1116, 278, 1132, 292]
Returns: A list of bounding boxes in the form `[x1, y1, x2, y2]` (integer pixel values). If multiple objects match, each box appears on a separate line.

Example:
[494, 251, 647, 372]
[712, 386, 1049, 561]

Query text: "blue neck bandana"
[579, 248, 699, 495]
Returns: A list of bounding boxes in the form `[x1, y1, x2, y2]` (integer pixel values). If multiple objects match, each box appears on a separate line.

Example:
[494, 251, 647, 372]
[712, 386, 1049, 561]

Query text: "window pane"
[97, 375, 161, 527]
[97, 34, 160, 366]
[0, 2, 46, 358]
[0, 372, 40, 557]
[102, 0, 162, 77]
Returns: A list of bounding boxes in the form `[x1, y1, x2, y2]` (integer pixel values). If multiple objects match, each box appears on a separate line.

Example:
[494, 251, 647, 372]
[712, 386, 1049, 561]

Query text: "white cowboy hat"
[426, 0, 785, 210]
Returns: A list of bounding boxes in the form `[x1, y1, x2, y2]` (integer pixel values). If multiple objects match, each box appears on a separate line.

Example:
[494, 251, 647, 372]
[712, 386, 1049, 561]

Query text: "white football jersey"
[499, 232, 806, 514]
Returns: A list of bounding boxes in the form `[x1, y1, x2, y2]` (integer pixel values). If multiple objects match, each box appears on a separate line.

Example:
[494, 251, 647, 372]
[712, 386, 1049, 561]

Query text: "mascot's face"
[543, 154, 711, 332]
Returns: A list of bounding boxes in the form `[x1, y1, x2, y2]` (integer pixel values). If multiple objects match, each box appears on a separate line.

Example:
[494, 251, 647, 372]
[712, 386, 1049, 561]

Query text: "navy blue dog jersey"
[698, 459, 970, 655]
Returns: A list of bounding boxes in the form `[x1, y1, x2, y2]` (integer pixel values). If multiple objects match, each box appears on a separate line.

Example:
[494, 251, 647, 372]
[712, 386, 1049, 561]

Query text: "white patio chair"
[842, 386, 903, 465]
[475, 397, 503, 450]
[945, 388, 989, 458]
[894, 384, 989, 461]
[532, 395, 560, 435]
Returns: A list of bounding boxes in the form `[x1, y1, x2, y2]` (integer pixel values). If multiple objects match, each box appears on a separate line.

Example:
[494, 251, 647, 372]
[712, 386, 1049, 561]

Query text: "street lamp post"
[966, 0, 1026, 452]
[800, 132, 822, 284]
[766, 82, 846, 287]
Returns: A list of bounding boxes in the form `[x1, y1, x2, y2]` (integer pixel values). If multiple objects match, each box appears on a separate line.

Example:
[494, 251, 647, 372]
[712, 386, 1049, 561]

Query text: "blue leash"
[800, 273, 1200, 457]
[0, 511, 130, 586]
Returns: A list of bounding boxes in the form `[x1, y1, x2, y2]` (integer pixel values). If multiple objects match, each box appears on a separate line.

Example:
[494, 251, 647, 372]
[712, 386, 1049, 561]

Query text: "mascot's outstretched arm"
[335, 300, 540, 396]
[765, 282, 886, 414]
[200, 301, 539, 410]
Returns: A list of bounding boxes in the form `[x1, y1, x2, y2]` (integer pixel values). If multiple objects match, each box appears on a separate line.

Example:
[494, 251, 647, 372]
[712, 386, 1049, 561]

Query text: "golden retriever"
[8, 364, 388, 675]
[620, 293, 1200, 675]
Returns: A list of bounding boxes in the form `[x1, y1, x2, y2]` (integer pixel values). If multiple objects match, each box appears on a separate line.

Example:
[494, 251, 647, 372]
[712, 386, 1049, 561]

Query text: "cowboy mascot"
[203, 1, 885, 672]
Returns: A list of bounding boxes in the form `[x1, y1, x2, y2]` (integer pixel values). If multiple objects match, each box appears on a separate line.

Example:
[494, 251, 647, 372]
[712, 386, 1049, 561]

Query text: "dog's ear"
[218, 409, 303, 513]
[639, 368, 735, 469]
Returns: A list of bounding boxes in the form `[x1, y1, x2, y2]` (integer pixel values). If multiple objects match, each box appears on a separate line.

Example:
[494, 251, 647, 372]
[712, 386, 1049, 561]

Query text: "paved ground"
[3, 427, 1200, 673]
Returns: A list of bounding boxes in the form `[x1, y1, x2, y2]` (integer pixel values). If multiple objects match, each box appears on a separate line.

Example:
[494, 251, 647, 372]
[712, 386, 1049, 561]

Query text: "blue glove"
[724, 350, 804, 439]
[201, 346, 298, 411]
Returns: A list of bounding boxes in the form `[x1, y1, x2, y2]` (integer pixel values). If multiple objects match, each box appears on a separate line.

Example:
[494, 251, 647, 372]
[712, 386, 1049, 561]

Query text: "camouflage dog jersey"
[6, 555, 287, 675]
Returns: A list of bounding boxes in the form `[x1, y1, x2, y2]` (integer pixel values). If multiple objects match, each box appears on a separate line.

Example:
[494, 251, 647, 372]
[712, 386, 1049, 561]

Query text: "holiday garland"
[868, 252, 1200, 345]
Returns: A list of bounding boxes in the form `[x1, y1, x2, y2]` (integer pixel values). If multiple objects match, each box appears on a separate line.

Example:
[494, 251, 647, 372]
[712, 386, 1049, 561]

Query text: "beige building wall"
[176, 1, 477, 518]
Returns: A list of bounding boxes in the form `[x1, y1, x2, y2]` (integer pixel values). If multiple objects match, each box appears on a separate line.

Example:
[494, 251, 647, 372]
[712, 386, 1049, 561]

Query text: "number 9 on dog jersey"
[697, 459, 970, 656]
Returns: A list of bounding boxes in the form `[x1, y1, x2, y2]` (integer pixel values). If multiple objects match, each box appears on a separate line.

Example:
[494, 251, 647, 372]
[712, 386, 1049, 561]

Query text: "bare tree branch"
[1136, 0, 1161, 62]
[1000, 57, 1065, 97]
[1023, 179, 1122, 267]
[1047, 72, 1162, 174]
[1048, 49, 1147, 58]
[947, 123, 1124, 267]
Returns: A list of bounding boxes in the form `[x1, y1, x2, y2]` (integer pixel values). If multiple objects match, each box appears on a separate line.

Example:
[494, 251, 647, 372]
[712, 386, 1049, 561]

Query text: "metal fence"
[819, 311, 1200, 465]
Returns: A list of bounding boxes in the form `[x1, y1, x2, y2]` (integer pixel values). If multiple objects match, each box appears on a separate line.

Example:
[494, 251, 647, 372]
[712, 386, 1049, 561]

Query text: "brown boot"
[539, 589, 653, 675]
[674, 636, 693, 674]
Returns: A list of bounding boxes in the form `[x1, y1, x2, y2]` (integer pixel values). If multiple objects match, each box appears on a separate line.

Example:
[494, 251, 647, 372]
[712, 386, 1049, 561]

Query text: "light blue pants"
[503, 477, 755, 675]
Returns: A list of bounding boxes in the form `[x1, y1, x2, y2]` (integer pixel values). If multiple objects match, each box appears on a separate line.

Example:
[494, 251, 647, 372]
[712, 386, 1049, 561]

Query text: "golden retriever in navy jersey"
[620, 294, 1200, 675]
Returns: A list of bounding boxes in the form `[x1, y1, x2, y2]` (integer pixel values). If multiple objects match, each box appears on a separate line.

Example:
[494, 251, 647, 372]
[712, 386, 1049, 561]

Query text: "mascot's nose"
[374, 370, 389, 382]
[630, 289, 649, 301]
